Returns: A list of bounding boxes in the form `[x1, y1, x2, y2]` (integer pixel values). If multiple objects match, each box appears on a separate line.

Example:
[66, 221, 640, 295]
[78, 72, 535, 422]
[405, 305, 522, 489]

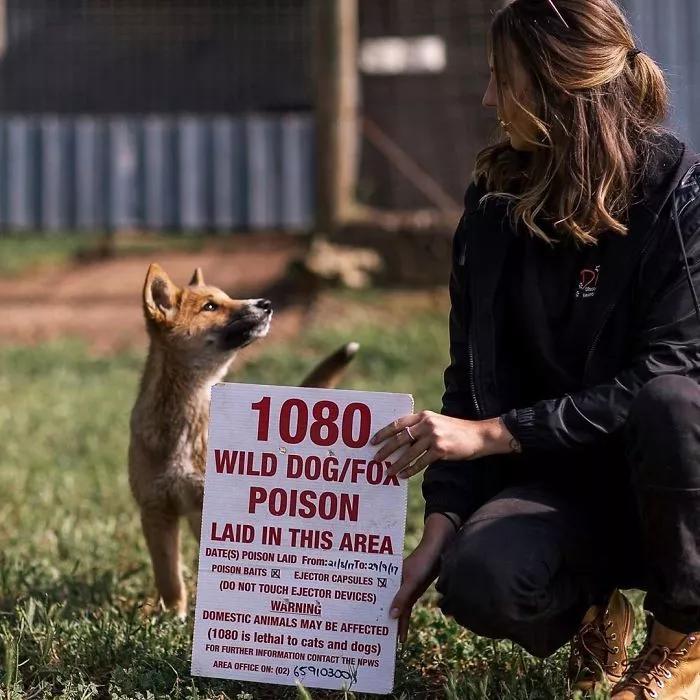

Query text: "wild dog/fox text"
[214, 450, 399, 486]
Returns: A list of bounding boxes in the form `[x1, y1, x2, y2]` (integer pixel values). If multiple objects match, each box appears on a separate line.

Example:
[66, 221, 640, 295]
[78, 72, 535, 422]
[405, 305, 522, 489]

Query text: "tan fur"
[300, 341, 360, 388]
[129, 263, 356, 617]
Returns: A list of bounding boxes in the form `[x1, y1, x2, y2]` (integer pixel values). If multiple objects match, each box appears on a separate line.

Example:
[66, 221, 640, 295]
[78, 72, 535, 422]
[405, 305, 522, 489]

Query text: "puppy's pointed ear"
[143, 263, 180, 321]
[189, 267, 205, 286]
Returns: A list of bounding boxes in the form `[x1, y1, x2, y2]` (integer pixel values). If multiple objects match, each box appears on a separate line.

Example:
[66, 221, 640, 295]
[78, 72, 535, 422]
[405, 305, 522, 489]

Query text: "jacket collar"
[637, 129, 686, 210]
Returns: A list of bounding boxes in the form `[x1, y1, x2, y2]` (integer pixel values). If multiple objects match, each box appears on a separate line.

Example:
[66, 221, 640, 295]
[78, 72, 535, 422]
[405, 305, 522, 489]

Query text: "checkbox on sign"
[378, 577, 387, 588]
[271, 568, 281, 578]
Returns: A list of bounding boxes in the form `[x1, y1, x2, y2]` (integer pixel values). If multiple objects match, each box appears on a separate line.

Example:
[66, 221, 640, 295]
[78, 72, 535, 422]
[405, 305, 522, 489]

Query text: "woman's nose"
[482, 76, 497, 109]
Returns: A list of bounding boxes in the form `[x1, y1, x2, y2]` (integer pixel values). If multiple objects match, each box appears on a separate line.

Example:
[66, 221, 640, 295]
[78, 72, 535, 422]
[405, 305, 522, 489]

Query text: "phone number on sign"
[294, 664, 358, 686]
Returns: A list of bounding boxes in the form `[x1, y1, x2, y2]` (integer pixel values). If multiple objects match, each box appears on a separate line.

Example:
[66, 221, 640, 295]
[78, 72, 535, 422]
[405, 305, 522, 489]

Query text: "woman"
[370, 0, 700, 697]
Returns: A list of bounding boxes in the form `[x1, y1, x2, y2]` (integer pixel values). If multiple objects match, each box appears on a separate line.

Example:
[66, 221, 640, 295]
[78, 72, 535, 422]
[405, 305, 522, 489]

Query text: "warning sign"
[191, 383, 413, 695]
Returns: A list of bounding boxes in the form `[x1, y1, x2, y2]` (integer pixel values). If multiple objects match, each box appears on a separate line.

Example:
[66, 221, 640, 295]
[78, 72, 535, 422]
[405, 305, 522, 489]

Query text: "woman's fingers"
[386, 437, 430, 477]
[372, 422, 422, 463]
[391, 588, 418, 643]
[390, 579, 415, 643]
[370, 413, 421, 448]
[391, 547, 443, 645]
[397, 448, 438, 480]
[390, 586, 407, 619]
[398, 608, 411, 643]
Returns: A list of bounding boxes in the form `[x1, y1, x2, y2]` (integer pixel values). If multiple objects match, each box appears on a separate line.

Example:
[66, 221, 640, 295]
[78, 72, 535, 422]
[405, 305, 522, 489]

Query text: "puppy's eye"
[201, 301, 219, 312]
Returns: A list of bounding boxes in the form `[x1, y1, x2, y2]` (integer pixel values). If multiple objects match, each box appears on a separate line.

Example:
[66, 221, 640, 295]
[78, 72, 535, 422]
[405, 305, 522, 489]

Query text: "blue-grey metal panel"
[144, 116, 178, 230]
[0, 120, 9, 228]
[279, 114, 314, 230]
[212, 116, 246, 230]
[109, 118, 142, 229]
[75, 117, 108, 230]
[245, 115, 280, 230]
[7, 117, 39, 230]
[40, 117, 75, 231]
[622, 0, 700, 149]
[0, 112, 314, 233]
[690, 1, 700, 153]
[178, 116, 212, 231]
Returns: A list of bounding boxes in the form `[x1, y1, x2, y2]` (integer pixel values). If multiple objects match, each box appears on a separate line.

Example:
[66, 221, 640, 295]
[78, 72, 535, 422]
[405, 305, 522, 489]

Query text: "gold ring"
[405, 426, 416, 444]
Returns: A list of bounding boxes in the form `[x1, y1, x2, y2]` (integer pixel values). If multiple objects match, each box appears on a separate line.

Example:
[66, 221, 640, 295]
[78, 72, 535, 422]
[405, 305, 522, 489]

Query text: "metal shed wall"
[0, 114, 315, 233]
[622, 0, 700, 149]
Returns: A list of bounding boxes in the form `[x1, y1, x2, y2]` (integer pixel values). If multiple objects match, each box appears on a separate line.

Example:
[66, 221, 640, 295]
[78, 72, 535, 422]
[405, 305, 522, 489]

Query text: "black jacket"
[423, 131, 700, 522]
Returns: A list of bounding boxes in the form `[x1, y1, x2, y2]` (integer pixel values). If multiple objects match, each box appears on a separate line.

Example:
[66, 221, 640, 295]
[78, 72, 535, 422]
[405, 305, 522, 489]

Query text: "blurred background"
[0, 0, 694, 237]
[1, 3, 699, 699]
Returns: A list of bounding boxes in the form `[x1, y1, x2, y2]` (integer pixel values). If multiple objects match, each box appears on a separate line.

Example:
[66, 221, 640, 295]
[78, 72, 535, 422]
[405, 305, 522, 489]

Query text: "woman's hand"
[390, 544, 442, 642]
[370, 411, 519, 479]
[390, 513, 457, 642]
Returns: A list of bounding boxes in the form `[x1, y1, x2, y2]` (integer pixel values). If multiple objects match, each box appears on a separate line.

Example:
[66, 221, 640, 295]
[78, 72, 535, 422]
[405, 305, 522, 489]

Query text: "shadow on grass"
[0, 556, 147, 615]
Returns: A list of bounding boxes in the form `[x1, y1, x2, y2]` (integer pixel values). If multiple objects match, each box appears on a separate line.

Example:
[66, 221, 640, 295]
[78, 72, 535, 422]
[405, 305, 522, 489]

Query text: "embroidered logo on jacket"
[576, 265, 600, 299]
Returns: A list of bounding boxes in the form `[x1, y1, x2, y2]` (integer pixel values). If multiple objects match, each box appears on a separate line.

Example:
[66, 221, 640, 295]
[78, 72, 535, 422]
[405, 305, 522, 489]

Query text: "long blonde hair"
[475, 0, 671, 246]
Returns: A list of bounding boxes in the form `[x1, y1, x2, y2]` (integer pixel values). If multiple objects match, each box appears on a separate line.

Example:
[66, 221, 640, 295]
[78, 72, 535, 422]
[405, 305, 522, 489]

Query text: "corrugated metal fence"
[0, 113, 314, 232]
[622, 0, 700, 150]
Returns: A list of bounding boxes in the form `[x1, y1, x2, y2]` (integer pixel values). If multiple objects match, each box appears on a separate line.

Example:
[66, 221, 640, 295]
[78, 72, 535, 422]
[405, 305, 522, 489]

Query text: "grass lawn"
[0, 232, 207, 277]
[0, 295, 644, 699]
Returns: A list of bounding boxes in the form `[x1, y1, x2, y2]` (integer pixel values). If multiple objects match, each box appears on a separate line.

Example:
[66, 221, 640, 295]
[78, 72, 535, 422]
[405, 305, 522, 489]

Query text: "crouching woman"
[370, 0, 700, 696]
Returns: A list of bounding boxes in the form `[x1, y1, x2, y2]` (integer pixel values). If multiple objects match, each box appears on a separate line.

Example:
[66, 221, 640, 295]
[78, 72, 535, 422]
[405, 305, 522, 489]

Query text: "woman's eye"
[202, 302, 218, 312]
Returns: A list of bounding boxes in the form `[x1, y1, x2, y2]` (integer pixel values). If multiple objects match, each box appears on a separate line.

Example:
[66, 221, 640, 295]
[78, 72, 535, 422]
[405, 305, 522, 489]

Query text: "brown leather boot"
[611, 619, 700, 699]
[569, 589, 636, 692]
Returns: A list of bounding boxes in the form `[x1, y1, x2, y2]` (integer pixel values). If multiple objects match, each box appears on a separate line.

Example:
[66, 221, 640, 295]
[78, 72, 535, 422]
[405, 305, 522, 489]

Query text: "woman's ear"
[143, 263, 180, 321]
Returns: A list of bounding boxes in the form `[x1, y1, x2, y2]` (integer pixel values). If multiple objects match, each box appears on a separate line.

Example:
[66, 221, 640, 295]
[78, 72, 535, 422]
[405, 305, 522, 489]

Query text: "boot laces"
[620, 641, 691, 698]
[572, 612, 621, 674]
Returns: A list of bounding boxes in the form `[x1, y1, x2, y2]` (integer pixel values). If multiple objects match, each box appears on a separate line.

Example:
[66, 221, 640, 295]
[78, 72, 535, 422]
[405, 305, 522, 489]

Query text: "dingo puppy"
[129, 263, 357, 617]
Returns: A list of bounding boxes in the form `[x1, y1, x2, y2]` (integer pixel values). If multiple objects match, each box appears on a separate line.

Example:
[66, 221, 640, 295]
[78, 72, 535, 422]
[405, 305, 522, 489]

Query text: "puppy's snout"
[255, 298, 273, 314]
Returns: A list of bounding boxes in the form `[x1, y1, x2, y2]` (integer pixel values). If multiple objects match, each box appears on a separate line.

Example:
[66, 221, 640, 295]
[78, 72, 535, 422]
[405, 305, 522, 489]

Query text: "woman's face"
[483, 46, 539, 152]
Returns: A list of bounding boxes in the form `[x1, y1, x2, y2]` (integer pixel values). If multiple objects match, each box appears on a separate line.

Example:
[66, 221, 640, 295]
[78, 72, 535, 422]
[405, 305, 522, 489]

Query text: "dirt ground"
[0, 235, 308, 354]
[0, 234, 448, 355]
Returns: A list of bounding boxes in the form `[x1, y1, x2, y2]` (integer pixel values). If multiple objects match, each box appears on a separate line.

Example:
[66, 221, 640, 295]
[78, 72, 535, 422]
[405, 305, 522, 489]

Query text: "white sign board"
[191, 383, 413, 695]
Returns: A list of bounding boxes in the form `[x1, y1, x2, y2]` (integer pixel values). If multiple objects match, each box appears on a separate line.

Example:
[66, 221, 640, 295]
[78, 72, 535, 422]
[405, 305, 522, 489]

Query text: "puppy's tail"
[300, 342, 360, 389]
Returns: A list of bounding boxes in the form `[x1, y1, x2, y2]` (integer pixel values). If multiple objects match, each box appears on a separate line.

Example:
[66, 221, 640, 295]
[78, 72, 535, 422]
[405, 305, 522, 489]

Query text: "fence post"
[0, 0, 6, 59]
[312, 0, 359, 235]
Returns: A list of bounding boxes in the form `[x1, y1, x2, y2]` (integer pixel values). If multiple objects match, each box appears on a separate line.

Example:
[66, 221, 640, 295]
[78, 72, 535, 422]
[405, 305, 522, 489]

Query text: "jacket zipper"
[467, 337, 482, 418]
[582, 303, 615, 383]
[463, 234, 482, 419]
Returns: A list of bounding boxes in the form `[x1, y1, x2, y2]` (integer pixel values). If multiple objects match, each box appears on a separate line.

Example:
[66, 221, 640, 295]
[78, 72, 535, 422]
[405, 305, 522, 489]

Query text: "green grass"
[0, 302, 646, 699]
[0, 233, 207, 277]
[0, 234, 95, 276]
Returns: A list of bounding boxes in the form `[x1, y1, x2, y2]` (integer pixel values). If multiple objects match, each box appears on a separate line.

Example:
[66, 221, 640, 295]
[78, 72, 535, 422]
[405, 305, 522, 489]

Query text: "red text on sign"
[248, 487, 360, 521]
[251, 397, 372, 448]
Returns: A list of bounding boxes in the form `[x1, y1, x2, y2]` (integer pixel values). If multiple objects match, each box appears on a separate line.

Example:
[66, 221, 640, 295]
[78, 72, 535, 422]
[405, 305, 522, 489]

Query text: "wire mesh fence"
[0, 0, 316, 232]
[0, 1, 697, 233]
[358, 0, 500, 210]
[2, 0, 312, 114]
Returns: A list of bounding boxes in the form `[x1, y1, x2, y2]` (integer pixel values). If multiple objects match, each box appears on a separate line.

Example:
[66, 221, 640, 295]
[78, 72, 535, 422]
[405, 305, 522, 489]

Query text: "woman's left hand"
[370, 411, 517, 480]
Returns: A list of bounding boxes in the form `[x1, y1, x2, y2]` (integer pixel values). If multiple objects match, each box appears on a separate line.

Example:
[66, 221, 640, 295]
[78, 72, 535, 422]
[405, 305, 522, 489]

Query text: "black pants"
[434, 374, 700, 658]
